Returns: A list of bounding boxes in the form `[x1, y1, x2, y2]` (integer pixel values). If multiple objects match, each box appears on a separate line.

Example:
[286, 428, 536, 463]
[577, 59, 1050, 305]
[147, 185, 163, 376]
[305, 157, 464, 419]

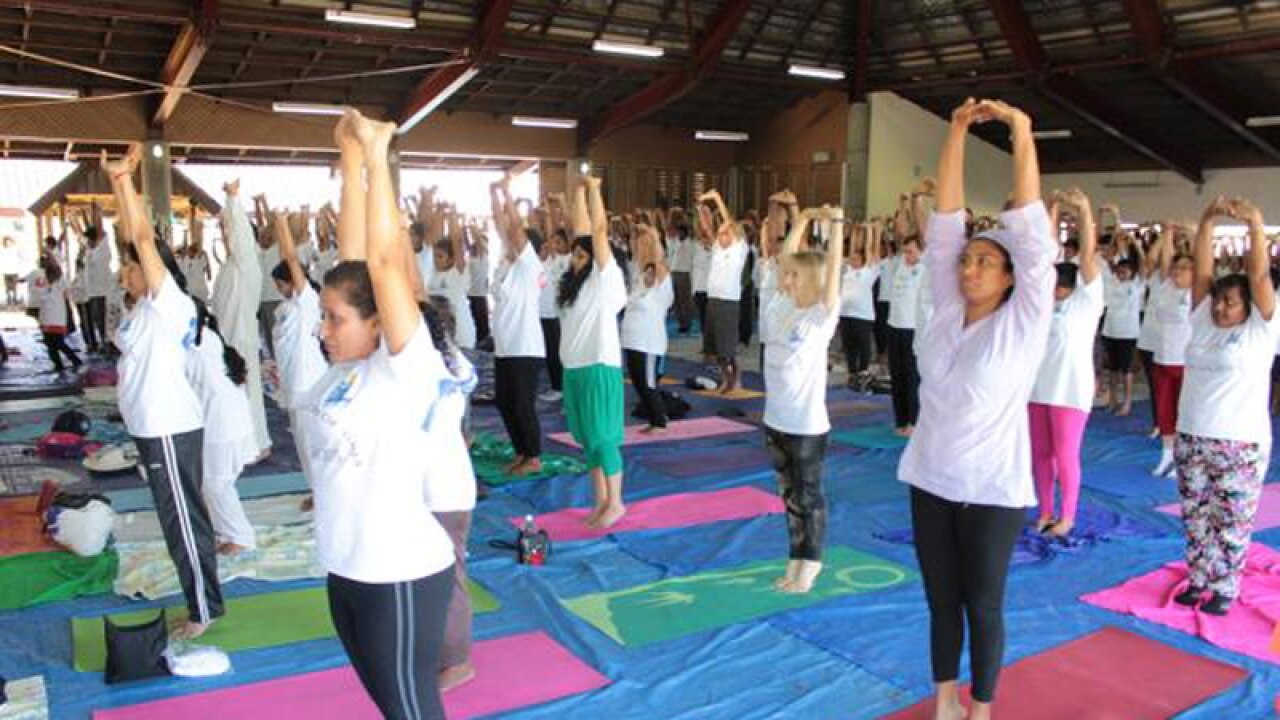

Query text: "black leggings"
[469, 296, 490, 344]
[328, 569, 452, 720]
[86, 296, 107, 351]
[494, 356, 542, 458]
[42, 331, 81, 371]
[1139, 348, 1159, 429]
[886, 326, 920, 428]
[764, 428, 829, 561]
[625, 349, 667, 428]
[540, 318, 563, 392]
[910, 486, 1023, 704]
[873, 296, 889, 356]
[135, 430, 223, 624]
[695, 291, 709, 352]
[839, 317, 875, 376]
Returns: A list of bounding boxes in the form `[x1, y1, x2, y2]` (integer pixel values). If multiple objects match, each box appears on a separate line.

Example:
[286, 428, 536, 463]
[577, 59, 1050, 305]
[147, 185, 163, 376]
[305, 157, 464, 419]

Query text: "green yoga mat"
[72, 579, 500, 672]
[470, 432, 586, 486]
[0, 550, 118, 611]
[831, 426, 909, 450]
[561, 546, 915, 647]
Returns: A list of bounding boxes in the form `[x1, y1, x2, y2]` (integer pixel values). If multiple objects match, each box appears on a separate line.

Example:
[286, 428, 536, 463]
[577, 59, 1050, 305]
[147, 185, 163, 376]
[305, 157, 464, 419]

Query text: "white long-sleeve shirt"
[898, 202, 1056, 508]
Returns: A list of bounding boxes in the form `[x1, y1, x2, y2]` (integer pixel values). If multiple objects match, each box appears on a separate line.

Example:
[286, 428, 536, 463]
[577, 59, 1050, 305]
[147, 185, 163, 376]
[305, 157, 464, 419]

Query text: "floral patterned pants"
[1175, 433, 1268, 598]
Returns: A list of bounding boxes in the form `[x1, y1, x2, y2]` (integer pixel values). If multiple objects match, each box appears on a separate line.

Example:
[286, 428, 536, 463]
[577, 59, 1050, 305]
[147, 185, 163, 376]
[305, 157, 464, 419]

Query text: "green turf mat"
[73, 578, 500, 671]
[561, 546, 915, 647]
[0, 550, 117, 611]
[831, 426, 909, 450]
[470, 432, 586, 486]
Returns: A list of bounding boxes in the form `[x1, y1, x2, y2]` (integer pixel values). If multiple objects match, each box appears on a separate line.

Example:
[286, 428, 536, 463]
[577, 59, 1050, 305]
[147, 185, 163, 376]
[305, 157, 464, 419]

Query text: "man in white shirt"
[82, 227, 113, 353]
[699, 190, 749, 393]
[257, 223, 283, 354]
[669, 213, 696, 334]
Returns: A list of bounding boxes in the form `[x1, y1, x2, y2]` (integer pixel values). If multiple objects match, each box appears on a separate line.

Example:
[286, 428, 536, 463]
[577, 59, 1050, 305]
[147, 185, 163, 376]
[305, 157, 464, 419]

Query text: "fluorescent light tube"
[272, 101, 347, 116]
[398, 66, 480, 134]
[512, 116, 578, 129]
[695, 130, 749, 142]
[325, 9, 416, 29]
[1245, 116, 1280, 128]
[592, 40, 664, 58]
[1032, 129, 1073, 140]
[788, 64, 845, 81]
[0, 84, 79, 100]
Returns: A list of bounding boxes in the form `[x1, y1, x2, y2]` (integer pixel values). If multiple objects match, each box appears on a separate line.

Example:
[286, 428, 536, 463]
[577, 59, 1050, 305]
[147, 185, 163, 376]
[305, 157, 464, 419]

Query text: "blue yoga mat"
[831, 426, 908, 450]
[106, 472, 308, 512]
[874, 500, 1167, 565]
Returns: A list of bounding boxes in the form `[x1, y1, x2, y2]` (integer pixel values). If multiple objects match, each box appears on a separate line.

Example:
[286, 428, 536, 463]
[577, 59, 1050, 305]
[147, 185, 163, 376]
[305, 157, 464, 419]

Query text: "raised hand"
[974, 99, 1030, 129]
[949, 97, 984, 128]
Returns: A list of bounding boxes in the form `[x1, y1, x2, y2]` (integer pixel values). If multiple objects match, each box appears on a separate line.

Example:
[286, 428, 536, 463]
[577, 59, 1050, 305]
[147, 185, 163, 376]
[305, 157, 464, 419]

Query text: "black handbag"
[103, 611, 170, 684]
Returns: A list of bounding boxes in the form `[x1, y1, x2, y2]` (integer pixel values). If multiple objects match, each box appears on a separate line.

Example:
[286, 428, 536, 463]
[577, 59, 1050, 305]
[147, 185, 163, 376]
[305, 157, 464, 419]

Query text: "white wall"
[1041, 167, 1280, 223]
[867, 91, 1012, 218]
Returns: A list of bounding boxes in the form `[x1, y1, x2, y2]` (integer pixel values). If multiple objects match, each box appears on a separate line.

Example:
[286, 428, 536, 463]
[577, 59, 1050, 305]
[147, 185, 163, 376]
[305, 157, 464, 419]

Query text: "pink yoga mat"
[508, 486, 784, 542]
[1157, 483, 1280, 532]
[94, 631, 609, 720]
[883, 626, 1246, 719]
[1082, 543, 1280, 664]
[547, 416, 755, 449]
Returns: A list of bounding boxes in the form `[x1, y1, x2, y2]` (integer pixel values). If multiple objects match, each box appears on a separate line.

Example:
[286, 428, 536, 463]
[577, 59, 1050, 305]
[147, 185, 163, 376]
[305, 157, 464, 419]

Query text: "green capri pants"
[563, 363, 625, 476]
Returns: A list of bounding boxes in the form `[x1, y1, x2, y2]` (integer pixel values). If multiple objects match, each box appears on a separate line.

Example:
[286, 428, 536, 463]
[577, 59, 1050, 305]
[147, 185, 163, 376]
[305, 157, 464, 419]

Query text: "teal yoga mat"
[561, 546, 916, 647]
[831, 426, 909, 450]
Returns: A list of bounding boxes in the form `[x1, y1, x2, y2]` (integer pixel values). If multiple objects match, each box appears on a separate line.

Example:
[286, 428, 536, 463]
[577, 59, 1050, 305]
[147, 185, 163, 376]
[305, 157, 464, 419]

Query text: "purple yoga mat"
[547, 416, 755, 449]
[93, 631, 609, 720]
[642, 446, 772, 478]
[1157, 483, 1280, 531]
[509, 486, 784, 542]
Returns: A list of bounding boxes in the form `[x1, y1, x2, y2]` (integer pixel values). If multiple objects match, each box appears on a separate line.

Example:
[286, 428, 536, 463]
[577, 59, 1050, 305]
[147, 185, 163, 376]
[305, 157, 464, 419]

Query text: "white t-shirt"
[1179, 301, 1278, 446]
[427, 266, 476, 350]
[877, 256, 898, 302]
[671, 236, 695, 273]
[182, 254, 210, 302]
[116, 275, 204, 438]
[295, 243, 319, 279]
[415, 248, 435, 291]
[1137, 280, 1162, 352]
[70, 270, 87, 305]
[422, 351, 478, 513]
[539, 254, 570, 319]
[298, 322, 454, 583]
[899, 203, 1056, 508]
[621, 274, 675, 356]
[559, 258, 628, 368]
[1102, 275, 1145, 340]
[272, 284, 327, 410]
[1030, 274, 1106, 411]
[468, 253, 490, 297]
[25, 269, 45, 309]
[691, 243, 712, 293]
[762, 293, 839, 435]
[888, 258, 926, 329]
[1154, 279, 1193, 366]
[840, 262, 881, 320]
[38, 278, 68, 328]
[258, 245, 282, 303]
[311, 248, 338, 286]
[85, 241, 113, 298]
[186, 332, 252, 445]
[706, 239, 748, 301]
[492, 243, 546, 358]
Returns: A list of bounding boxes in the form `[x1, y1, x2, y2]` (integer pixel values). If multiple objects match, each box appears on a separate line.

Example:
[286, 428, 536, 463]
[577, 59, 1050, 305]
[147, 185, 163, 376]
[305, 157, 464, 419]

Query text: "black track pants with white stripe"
[134, 430, 224, 624]
[328, 569, 453, 720]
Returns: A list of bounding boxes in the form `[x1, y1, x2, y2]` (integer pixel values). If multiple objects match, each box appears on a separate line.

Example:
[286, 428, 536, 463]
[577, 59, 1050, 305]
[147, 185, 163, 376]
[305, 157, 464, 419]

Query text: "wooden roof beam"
[985, 0, 1202, 183]
[580, 0, 752, 146]
[1121, 0, 1280, 162]
[153, 0, 217, 128]
[397, 0, 515, 126]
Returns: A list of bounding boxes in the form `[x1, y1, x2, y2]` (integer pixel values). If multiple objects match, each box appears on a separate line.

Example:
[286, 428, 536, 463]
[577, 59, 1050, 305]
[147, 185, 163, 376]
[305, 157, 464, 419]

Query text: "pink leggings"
[1028, 403, 1089, 523]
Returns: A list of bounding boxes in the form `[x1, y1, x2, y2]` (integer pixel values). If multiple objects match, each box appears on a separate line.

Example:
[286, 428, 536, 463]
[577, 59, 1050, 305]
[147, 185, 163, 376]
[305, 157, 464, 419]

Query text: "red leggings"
[1153, 363, 1184, 436]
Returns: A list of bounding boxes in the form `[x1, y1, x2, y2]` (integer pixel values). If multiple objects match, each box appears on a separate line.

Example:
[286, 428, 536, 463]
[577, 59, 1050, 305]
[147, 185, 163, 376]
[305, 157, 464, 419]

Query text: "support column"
[140, 140, 173, 244]
[843, 99, 871, 221]
[388, 146, 403, 201]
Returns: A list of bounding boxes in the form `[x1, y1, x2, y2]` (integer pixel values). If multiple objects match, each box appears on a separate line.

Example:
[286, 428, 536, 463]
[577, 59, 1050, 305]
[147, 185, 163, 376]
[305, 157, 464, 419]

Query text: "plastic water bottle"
[518, 514, 548, 566]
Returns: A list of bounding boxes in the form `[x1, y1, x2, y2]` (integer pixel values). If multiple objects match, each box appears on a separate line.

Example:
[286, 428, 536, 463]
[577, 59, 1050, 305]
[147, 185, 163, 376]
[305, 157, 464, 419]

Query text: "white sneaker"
[539, 390, 562, 402]
[1152, 457, 1175, 478]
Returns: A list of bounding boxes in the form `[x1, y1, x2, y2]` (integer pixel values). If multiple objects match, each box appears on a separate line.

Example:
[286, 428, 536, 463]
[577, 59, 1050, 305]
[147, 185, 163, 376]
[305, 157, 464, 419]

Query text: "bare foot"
[171, 620, 211, 641]
[934, 697, 968, 720]
[640, 425, 667, 435]
[1035, 516, 1056, 534]
[781, 560, 823, 594]
[773, 559, 800, 590]
[1047, 518, 1075, 537]
[513, 457, 543, 477]
[590, 503, 626, 529]
[582, 505, 606, 527]
[217, 542, 249, 556]
[894, 426, 913, 438]
[439, 661, 476, 692]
